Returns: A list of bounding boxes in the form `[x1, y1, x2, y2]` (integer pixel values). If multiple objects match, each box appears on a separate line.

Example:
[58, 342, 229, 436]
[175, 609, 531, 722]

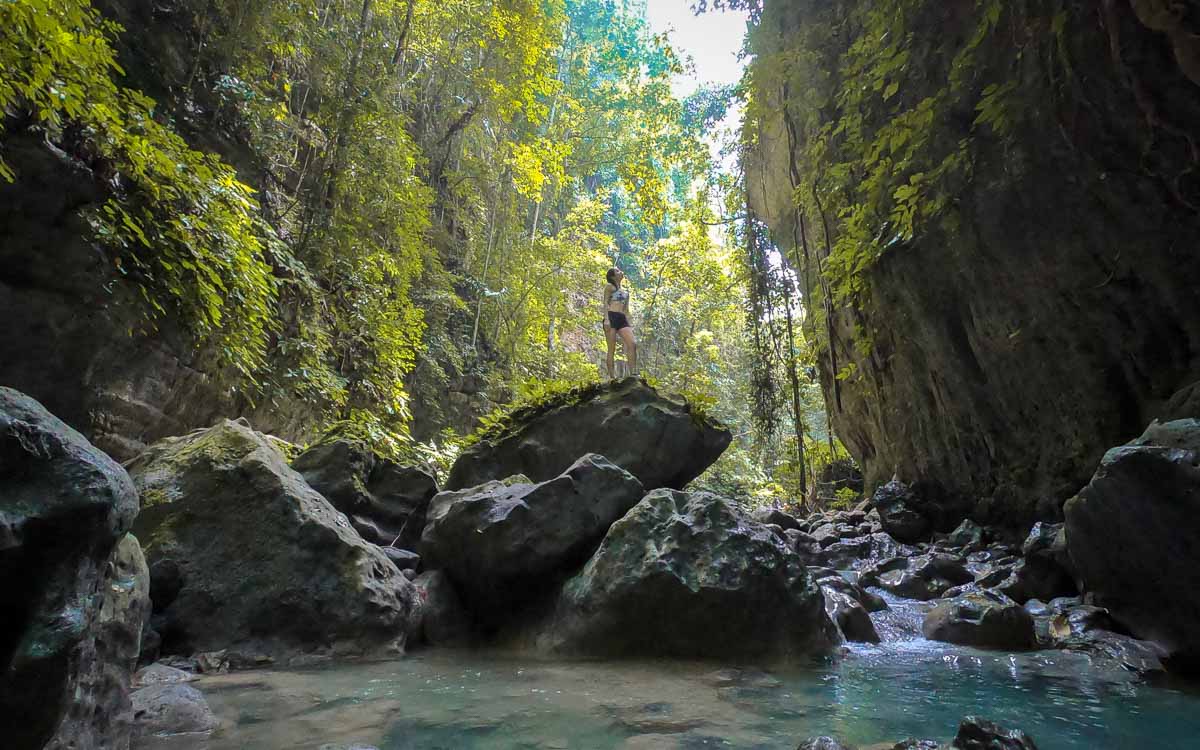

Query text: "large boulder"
[128, 419, 416, 660]
[822, 587, 881, 644]
[129, 683, 218, 737]
[1064, 419, 1200, 668]
[538, 489, 839, 659]
[0, 387, 147, 750]
[420, 454, 643, 620]
[871, 480, 931, 543]
[446, 378, 730, 491]
[923, 590, 1035, 650]
[291, 439, 438, 549]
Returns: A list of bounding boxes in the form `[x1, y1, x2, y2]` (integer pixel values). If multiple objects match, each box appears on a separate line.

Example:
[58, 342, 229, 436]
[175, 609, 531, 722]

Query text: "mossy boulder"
[128, 419, 416, 661]
[537, 489, 839, 660]
[292, 439, 438, 549]
[446, 377, 731, 491]
[0, 387, 146, 750]
[420, 454, 644, 622]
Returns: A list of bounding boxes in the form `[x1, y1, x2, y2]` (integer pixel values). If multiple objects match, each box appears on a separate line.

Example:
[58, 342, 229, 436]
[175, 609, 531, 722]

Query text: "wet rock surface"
[951, 716, 1038, 749]
[128, 419, 416, 661]
[446, 377, 731, 491]
[0, 387, 147, 750]
[763, 494, 1151, 677]
[539, 489, 838, 659]
[923, 591, 1035, 650]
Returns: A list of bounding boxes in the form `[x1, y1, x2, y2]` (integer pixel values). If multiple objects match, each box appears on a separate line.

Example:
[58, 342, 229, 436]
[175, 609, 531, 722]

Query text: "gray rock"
[973, 565, 1012, 589]
[751, 507, 802, 531]
[129, 419, 416, 659]
[943, 519, 986, 549]
[0, 388, 146, 750]
[812, 537, 874, 569]
[420, 454, 644, 620]
[823, 587, 881, 643]
[133, 663, 197, 688]
[130, 683, 218, 736]
[1054, 629, 1167, 676]
[446, 377, 730, 491]
[381, 547, 421, 570]
[996, 559, 1075, 605]
[858, 556, 910, 588]
[539, 490, 838, 659]
[868, 532, 916, 561]
[810, 568, 888, 613]
[411, 570, 472, 645]
[872, 480, 931, 543]
[1023, 599, 1053, 617]
[992, 523, 1076, 604]
[871, 554, 973, 601]
[1047, 605, 1120, 641]
[951, 716, 1037, 749]
[1064, 419, 1200, 667]
[923, 591, 1035, 649]
[292, 439, 438, 549]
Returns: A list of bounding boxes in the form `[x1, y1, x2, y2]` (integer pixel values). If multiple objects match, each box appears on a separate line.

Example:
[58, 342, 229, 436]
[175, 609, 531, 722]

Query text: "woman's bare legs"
[604, 323, 617, 378]
[618, 327, 637, 375]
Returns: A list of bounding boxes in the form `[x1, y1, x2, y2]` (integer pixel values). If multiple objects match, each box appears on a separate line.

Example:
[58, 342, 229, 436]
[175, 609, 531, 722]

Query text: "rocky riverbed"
[6, 379, 1200, 749]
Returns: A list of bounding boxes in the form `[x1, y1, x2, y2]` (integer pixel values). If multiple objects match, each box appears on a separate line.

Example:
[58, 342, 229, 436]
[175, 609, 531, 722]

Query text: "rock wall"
[746, 0, 1200, 523]
[0, 137, 320, 461]
[0, 388, 149, 750]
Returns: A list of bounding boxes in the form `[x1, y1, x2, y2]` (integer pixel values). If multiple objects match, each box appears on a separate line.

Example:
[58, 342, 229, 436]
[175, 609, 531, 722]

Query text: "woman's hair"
[606, 267, 620, 286]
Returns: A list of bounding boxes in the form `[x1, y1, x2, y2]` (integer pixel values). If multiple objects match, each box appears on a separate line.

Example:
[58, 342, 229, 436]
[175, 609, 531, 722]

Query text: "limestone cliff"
[746, 0, 1200, 524]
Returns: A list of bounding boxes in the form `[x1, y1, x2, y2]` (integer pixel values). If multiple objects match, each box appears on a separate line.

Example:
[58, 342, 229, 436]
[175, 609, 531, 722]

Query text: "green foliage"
[0, 0, 277, 374]
[463, 377, 607, 448]
[2, 0, 852, 505]
[310, 410, 461, 480]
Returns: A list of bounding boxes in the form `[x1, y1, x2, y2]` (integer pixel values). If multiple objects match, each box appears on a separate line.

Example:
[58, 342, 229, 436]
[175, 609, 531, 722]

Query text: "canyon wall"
[746, 0, 1200, 523]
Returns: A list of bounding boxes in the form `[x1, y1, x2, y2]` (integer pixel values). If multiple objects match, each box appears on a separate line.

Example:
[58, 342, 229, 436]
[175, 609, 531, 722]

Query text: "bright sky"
[643, 0, 751, 98]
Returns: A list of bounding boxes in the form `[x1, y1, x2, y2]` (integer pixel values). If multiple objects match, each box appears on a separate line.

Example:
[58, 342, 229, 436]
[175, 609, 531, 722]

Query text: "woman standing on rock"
[602, 267, 637, 378]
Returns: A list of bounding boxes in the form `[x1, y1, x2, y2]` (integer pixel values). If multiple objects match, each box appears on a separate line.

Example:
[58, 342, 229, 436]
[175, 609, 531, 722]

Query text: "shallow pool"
[138, 615, 1200, 750]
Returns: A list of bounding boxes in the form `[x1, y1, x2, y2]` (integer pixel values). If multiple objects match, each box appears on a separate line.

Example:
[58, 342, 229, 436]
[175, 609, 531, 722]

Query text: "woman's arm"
[601, 284, 613, 326]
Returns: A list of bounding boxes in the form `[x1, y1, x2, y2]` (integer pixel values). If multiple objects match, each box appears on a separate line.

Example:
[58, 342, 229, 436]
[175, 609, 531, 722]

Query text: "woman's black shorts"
[607, 311, 631, 331]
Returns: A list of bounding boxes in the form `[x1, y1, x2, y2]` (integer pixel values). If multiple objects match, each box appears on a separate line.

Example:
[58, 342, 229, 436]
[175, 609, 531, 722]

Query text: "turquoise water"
[140, 614, 1200, 750]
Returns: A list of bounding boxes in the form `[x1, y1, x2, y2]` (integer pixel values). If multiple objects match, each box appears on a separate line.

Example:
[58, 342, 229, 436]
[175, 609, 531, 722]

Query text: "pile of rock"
[418, 379, 838, 659]
[796, 716, 1038, 749]
[1, 378, 843, 748]
[754, 474, 1169, 666]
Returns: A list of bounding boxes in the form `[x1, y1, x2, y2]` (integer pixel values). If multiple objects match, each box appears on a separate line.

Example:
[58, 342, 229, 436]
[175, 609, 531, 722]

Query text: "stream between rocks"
[133, 594, 1200, 750]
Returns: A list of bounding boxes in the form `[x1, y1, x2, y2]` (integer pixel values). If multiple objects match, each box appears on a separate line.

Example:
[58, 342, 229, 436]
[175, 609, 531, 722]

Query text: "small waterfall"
[867, 590, 934, 647]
